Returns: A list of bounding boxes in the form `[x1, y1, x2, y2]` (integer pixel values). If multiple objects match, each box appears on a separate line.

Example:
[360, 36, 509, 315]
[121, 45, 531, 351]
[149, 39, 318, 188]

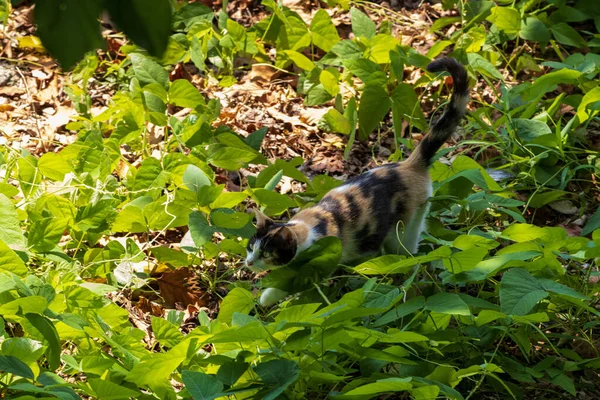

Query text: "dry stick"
[15, 66, 44, 148]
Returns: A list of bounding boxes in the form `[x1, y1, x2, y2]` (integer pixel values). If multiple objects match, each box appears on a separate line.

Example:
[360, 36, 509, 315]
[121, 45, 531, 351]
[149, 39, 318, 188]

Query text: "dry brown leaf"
[156, 267, 208, 308]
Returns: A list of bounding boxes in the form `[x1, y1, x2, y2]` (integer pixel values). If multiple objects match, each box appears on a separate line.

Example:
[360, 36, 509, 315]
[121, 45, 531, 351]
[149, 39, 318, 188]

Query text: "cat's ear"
[253, 208, 273, 229]
[276, 226, 297, 245]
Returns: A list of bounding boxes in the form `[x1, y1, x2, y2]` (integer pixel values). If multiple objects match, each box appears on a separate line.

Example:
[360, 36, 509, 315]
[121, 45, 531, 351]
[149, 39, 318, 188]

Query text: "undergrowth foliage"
[0, 0, 599, 399]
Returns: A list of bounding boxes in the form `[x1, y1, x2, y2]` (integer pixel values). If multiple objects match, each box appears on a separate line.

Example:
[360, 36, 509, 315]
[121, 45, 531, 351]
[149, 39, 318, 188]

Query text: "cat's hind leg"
[384, 201, 430, 255]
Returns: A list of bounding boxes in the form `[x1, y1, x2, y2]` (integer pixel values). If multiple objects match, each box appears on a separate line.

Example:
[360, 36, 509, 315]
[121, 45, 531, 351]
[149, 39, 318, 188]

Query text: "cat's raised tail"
[406, 57, 469, 168]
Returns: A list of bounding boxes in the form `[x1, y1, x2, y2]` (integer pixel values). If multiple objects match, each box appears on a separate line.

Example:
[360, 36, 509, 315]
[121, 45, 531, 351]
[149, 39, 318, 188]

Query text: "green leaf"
[426, 293, 471, 316]
[253, 189, 296, 215]
[34, 0, 104, 69]
[500, 268, 548, 316]
[88, 378, 141, 400]
[467, 53, 503, 80]
[582, 206, 600, 236]
[284, 50, 315, 71]
[211, 210, 250, 229]
[0, 296, 48, 316]
[27, 217, 66, 253]
[310, 9, 340, 52]
[520, 17, 551, 42]
[104, 0, 171, 58]
[322, 108, 351, 134]
[24, 313, 61, 371]
[38, 152, 72, 181]
[245, 127, 267, 151]
[343, 58, 381, 82]
[0, 355, 34, 380]
[183, 164, 212, 194]
[169, 79, 205, 109]
[130, 53, 170, 89]
[351, 8, 376, 39]
[390, 83, 428, 131]
[112, 196, 152, 233]
[550, 23, 587, 47]
[217, 287, 254, 324]
[443, 247, 488, 274]
[151, 317, 182, 348]
[253, 359, 300, 400]
[132, 157, 169, 197]
[512, 118, 553, 143]
[372, 296, 426, 327]
[576, 86, 600, 124]
[486, 6, 521, 35]
[182, 370, 224, 400]
[0, 194, 23, 247]
[320, 69, 340, 97]
[358, 85, 391, 140]
[0, 239, 27, 276]
[188, 211, 214, 247]
[340, 378, 412, 396]
[216, 360, 249, 386]
[523, 69, 581, 101]
[208, 147, 257, 170]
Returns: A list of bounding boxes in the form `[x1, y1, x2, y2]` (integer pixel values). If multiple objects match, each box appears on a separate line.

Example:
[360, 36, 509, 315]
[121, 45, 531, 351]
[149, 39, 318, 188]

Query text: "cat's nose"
[246, 260, 253, 267]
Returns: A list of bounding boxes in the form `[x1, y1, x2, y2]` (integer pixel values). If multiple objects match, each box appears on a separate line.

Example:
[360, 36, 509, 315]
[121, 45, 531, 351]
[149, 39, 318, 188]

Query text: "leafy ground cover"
[0, 0, 599, 399]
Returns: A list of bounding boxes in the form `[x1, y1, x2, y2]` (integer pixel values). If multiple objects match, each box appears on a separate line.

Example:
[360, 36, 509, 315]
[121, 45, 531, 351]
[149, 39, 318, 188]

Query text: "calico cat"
[246, 57, 469, 306]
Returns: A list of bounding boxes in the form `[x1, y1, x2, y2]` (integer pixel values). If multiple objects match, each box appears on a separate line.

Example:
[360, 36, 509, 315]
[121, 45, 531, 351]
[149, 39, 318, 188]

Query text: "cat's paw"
[259, 288, 288, 307]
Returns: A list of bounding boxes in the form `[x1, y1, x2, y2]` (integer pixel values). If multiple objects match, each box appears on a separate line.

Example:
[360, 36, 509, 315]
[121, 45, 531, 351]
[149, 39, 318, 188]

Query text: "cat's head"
[245, 209, 297, 272]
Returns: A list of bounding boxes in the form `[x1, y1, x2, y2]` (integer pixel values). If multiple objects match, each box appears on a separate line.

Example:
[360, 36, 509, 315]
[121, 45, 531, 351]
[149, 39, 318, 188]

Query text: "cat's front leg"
[259, 288, 289, 306]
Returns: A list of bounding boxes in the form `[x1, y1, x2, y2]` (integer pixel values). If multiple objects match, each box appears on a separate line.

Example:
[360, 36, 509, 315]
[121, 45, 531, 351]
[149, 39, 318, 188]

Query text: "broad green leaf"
[520, 17, 551, 42]
[0, 296, 47, 316]
[245, 127, 267, 151]
[211, 210, 250, 229]
[501, 224, 548, 242]
[130, 53, 169, 89]
[183, 164, 212, 194]
[0, 355, 35, 380]
[253, 189, 296, 215]
[538, 279, 589, 301]
[208, 147, 257, 170]
[38, 152, 71, 181]
[34, 0, 104, 69]
[0, 240, 27, 276]
[216, 360, 249, 386]
[27, 217, 66, 253]
[443, 247, 488, 274]
[582, 207, 600, 236]
[132, 157, 169, 197]
[253, 359, 300, 400]
[425, 293, 471, 316]
[182, 370, 224, 400]
[354, 247, 451, 275]
[523, 69, 581, 101]
[125, 343, 189, 387]
[340, 378, 412, 396]
[151, 317, 182, 348]
[358, 85, 391, 140]
[24, 313, 61, 371]
[0, 194, 23, 247]
[169, 79, 205, 109]
[310, 9, 340, 52]
[486, 6, 521, 35]
[343, 58, 381, 82]
[210, 192, 248, 209]
[550, 23, 586, 47]
[322, 108, 351, 134]
[217, 287, 254, 324]
[104, 0, 171, 58]
[351, 8, 376, 39]
[320, 69, 340, 97]
[368, 34, 399, 64]
[88, 378, 141, 400]
[512, 118, 552, 143]
[188, 211, 214, 247]
[576, 86, 600, 124]
[476, 310, 508, 326]
[112, 196, 152, 233]
[467, 53, 503, 80]
[390, 83, 428, 131]
[372, 296, 425, 327]
[500, 268, 548, 316]
[284, 50, 315, 71]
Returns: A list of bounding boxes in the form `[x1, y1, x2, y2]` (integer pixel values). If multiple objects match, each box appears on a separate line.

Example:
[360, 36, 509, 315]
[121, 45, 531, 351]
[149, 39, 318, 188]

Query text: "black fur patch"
[315, 216, 330, 236]
[319, 197, 346, 233]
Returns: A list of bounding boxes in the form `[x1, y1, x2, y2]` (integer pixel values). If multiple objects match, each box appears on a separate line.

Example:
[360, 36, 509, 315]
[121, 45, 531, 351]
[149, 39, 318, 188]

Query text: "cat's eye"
[262, 251, 272, 258]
